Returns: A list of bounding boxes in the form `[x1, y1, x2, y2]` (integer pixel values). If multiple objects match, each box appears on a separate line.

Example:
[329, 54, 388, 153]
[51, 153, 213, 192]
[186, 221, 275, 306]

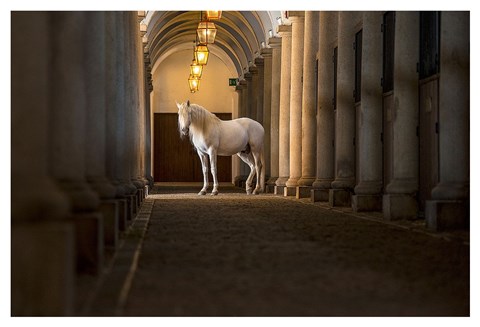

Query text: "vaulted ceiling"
[145, 11, 282, 77]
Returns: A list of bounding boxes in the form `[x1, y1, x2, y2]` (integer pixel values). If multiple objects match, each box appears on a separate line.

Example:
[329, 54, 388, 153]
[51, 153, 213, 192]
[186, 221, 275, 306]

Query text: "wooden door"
[153, 113, 232, 182]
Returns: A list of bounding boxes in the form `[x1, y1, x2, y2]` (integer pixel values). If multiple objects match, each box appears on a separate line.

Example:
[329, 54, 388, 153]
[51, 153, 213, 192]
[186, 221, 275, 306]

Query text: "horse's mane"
[188, 104, 221, 142]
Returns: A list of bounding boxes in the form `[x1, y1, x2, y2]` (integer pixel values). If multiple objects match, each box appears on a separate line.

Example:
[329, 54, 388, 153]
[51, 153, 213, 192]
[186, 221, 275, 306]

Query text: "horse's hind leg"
[208, 149, 219, 195]
[237, 152, 256, 195]
[252, 150, 263, 194]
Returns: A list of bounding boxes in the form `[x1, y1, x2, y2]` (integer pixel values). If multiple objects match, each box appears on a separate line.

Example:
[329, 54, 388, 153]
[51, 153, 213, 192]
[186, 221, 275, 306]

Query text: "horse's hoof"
[198, 190, 207, 195]
[246, 190, 252, 195]
[211, 191, 218, 196]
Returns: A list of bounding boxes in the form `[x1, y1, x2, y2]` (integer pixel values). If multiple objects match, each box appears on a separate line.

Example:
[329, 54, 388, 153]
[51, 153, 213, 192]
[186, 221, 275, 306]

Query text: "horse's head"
[176, 100, 191, 137]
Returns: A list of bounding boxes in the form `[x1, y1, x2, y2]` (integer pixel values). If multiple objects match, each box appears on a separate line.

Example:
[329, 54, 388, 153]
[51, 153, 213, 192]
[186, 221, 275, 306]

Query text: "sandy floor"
[116, 185, 469, 316]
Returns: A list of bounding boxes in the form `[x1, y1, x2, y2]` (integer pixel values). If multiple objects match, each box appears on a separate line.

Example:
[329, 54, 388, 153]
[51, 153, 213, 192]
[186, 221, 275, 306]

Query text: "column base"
[311, 189, 330, 202]
[73, 212, 104, 274]
[329, 189, 351, 207]
[296, 186, 312, 199]
[99, 200, 119, 249]
[352, 194, 382, 212]
[425, 200, 469, 231]
[12, 221, 75, 316]
[116, 198, 128, 231]
[266, 184, 276, 193]
[274, 185, 285, 195]
[284, 186, 296, 196]
[382, 194, 418, 220]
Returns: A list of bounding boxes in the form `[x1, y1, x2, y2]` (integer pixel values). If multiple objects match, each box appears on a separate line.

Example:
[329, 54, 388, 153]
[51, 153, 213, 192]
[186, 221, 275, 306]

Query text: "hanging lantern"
[206, 11, 222, 20]
[197, 20, 217, 44]
[194, 44, 209, 65]
[190, 59, 203, 78]
[188, 74, 200, 93]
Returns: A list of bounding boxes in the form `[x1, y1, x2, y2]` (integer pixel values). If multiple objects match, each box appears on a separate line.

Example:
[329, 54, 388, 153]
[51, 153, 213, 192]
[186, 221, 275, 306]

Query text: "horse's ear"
[175, 100, 181, 110]
[186, 100, 190, 107]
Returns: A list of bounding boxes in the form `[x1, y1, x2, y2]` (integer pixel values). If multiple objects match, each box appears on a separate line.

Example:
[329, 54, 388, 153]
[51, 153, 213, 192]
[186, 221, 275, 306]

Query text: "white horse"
[176, 100, 265, 196]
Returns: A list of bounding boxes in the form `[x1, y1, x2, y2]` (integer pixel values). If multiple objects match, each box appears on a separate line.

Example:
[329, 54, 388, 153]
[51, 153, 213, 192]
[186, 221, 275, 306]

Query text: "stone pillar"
[267, 37, 282, 193]
[383, 12, 419, 220]
[312, 11, 337, 202]
[239, 79, 249, 185]
[117, 12, 138, 221]
[48, 12, 104, 274]
[244, 72, 253, 119]
[254, 57, 265, 125]
[11, 12, 74, 316]
[352, 12, 384, 212]
[426, 12, 470, 230]
[285, 12, 305, 197]
[234, 83, 245, 186]
[126, 12, 145, 209]
[297, 11, 318, 198]
[261, 48, 273, 184]
[144, 51, 154, 191]
[84, 12, 120, 249]
[329, 11, 356, 207]
[274, 24, 292, 195]
[105, 12, 128, 231]
[250, 65, 259, 121]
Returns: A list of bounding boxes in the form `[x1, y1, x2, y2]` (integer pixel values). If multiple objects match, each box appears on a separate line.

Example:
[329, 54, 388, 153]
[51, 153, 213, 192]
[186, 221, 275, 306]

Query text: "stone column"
[329, 11, 356, 207]
[285, 12, 305, 196]
[352, 12, 384, 212]
[84, 12, 120, 248]
[11, 11, 74, 316]
[261, 48, 273, 184]
[267, 37, 282, 192]
[254, 57, 265, 125]
[49, 12, 104, 274]
[312, 11, 337, 202]
[383, 12, 419, 220]
[426, 11, 470, 230]
[126, 12, 145, 209]
[297, 11, 319, 198]
[234, 83, 245, 186]
[105, 12, 128, 230]
[117, 12, 138, 221]
[244, 72, 253, 118]
[144, 51, 154, 191]
[239, 79, 249, 185]
[274, 24, 292, 195]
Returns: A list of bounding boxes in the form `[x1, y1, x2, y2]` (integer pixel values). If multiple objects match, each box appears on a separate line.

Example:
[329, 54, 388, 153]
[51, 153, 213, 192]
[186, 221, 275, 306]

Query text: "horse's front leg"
[208, 149, 219, 195]
[198, 152, 209, 195]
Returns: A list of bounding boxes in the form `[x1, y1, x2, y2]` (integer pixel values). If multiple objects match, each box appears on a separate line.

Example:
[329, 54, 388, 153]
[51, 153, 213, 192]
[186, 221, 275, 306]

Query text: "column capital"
[244, 71, 253, 79]
[260, 48, 273, 57]
[254, 57, 264, 66]
[268, 36, 282, 48]
[288, 11, 305, 19]
[277, 24, 292, 36]
[248, 66, 258, 74]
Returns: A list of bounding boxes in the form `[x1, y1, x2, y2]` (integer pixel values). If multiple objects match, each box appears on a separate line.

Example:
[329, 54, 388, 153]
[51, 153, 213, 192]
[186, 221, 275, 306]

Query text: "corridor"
[79, 185, 469, 316]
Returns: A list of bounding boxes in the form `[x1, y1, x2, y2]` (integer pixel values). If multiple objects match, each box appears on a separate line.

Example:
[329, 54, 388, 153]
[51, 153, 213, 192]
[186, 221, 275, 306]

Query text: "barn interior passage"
[11, 10, 470, 317]
[81, 185, 469, 316]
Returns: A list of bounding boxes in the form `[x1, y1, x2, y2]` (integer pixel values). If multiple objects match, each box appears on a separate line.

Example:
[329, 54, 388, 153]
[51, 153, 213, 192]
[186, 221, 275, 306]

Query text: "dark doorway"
[154, 113, 232, 182]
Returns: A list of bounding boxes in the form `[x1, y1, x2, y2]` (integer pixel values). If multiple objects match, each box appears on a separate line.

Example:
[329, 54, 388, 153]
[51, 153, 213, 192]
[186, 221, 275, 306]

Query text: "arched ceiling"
[145, 11, 282, 78]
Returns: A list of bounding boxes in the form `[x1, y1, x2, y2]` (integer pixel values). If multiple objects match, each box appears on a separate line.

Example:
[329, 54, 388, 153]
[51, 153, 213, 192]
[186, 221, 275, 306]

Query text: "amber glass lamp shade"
[206, 11, 222, 20]
[194, 44, 209, 65]
[188, 74, 200, 93]
[190, 60, 203, 78]
[197, 20, 217, 44]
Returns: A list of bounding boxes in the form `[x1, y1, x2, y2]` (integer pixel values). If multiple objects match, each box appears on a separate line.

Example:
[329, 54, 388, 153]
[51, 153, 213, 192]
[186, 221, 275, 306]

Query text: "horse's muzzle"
[181, 127, 189, 136]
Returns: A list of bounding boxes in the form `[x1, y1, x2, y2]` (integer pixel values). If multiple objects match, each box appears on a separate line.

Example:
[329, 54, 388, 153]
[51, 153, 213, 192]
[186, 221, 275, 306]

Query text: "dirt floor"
[82, 184, 470, 317]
